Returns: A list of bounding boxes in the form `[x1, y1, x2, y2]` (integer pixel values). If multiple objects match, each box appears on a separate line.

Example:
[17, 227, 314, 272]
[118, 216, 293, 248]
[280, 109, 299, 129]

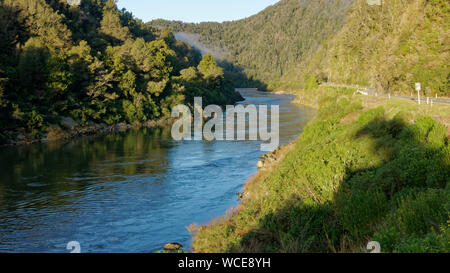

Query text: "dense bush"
[0, 0, 242, 140]
[191, 93, 449, 253]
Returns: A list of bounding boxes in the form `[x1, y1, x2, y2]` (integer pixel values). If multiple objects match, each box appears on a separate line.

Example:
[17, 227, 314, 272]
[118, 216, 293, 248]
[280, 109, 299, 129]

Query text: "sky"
[117, 0, 280, 23]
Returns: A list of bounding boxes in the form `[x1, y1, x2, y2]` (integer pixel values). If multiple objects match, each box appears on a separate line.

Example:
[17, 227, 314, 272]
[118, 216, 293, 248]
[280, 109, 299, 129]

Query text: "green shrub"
[335, 190, 389, 242]
[373, 188, 449, 252]
[357, 107, 385, 127]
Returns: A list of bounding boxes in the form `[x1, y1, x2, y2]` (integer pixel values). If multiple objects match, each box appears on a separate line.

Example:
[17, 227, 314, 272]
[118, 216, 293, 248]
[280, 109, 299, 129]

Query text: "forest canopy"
[0, 0, 242, 143]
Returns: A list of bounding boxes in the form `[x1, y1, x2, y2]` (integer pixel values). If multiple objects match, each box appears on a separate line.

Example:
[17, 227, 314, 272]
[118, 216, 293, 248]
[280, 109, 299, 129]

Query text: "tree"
[17, 38, 50, 101]
[0, 2, 27, 58]
[198, 53, 224, 89]
[118, 70, 137, 98]
[68, 40, 94, 95]
[0, 68, 7, 108]
[5, 0, 73, 50]
[100, 0, 131, 45]
[198, 53, 224, 79]
[180, 67, 199, 81]
[130, 38, 175, 81]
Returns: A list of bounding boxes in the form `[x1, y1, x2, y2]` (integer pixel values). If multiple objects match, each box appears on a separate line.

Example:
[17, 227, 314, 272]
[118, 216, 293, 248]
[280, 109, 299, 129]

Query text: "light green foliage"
[198, 53, 224, 79]
[99, 0, 131, 44]
[118, 70, 136, 98]
[304, 75, 319, 91]
[147, 80, 167, 97]
[192, 93, 449, 253]
[180, 67, 199, 81]
[4, 0, 72, 50]
[373, 189, 449, 252]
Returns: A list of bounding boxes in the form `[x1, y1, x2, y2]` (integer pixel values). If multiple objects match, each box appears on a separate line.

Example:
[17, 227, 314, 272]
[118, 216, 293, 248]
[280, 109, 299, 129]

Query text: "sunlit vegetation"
[152, 0, 353, 89]
[190, 87, 449, 253]
[154, 0, 449, 95]
[298, 0, 450, 97]
[0, 0, 242, 143]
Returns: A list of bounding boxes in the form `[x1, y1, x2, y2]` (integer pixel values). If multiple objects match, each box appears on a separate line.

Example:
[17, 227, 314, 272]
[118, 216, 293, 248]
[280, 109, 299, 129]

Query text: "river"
[0, 90, 313, 253]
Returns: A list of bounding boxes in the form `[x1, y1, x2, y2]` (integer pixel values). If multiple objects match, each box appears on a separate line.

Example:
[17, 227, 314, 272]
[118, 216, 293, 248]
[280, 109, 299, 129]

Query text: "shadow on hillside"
[225, 114, 449, 253]
[219, 60, 268, 91]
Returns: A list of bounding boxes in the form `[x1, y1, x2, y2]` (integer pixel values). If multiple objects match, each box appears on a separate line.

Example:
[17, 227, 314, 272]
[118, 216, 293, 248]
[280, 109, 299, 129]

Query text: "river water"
[0, 90, 313, 253]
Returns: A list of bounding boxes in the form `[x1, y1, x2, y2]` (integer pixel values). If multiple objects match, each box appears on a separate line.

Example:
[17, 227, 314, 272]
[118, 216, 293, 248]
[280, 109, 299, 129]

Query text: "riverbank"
[0, 117, 174, 147]
[189, 86, 449, 253]
[0, 90, 311, 253]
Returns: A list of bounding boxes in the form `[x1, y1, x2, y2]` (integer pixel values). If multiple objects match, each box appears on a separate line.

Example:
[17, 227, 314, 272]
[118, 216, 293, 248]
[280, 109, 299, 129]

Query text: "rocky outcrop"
[60, 116, 78, 130]
[257, 142, 294, 170]
[163, 243, 183, 251]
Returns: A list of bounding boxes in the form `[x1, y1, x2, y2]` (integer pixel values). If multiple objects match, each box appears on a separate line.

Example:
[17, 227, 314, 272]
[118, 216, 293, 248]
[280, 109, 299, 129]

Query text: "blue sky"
[117, 0, 280, 23]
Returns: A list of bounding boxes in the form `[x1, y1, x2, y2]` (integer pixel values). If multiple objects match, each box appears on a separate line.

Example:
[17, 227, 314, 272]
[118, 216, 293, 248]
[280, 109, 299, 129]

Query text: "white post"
[415, 83, 421, 105]
[427, 97, 429, 104]
[389, 93, 391, 99]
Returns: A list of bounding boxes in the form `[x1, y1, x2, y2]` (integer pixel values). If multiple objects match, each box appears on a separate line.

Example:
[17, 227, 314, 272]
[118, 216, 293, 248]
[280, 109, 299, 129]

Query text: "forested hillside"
[153, 0, 449, 96]
[296, 0, 450, 96]
[0, 0, 242, 143]
[153, 0, 354, 89]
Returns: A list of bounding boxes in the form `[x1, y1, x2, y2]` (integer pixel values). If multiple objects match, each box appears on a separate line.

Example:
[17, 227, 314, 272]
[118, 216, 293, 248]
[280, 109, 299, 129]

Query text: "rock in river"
[257, 160, 264, 169]
[163, 243, 183, 251]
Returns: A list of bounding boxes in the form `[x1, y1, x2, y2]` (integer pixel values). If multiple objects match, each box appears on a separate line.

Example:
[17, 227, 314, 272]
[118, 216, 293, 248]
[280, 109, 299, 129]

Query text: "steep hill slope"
[153, 0, 449, 96]
[297, 0, 450, 96]
[153, 0, 354, 88]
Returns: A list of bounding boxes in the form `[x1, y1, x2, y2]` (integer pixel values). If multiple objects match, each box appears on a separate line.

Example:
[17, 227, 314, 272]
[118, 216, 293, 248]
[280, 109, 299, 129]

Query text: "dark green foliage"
[373, 188, 449, 252]
[0, 0, 241, 139]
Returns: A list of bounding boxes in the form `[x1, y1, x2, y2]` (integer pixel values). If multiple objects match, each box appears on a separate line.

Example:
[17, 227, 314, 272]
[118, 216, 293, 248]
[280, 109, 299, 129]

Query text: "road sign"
[416, 83, 421, 105]
[415, 83, 421, 92]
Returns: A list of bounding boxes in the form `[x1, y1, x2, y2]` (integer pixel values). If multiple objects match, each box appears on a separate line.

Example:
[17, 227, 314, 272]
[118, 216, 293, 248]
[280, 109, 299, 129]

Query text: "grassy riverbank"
[190, 86, 450, 253]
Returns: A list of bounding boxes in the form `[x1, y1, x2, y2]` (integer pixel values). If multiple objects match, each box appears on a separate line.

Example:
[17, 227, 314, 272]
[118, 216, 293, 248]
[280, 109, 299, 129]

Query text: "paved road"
[320, 83, 450, 105]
